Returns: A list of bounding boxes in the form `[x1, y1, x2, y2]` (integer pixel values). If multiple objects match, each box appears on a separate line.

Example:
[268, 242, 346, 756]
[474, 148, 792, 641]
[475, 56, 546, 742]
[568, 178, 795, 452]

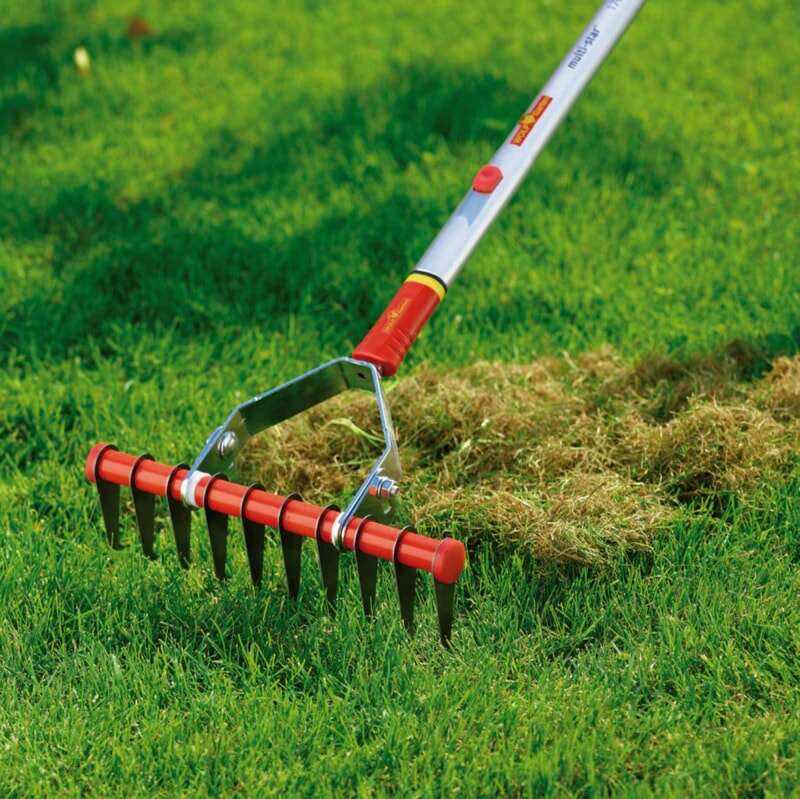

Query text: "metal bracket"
[181, 358, 403, 539]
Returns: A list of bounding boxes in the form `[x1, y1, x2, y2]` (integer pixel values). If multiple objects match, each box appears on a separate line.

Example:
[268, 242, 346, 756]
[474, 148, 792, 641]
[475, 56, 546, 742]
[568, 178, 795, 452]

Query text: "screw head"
[217, 431, 238, 458]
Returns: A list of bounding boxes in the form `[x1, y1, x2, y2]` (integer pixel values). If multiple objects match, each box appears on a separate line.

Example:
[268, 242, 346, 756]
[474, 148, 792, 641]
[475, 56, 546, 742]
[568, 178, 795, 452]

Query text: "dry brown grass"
[240, 347, 800, 567]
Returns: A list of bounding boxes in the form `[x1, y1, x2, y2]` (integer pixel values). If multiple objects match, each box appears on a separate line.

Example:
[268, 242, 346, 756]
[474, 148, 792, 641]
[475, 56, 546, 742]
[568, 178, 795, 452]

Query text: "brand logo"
[510, 95, 552, 147]
[382, 298, 410, 333]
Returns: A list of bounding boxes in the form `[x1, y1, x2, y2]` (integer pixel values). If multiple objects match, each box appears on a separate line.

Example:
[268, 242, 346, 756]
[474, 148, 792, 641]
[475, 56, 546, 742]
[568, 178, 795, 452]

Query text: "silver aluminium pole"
[414, 0, 646, 287]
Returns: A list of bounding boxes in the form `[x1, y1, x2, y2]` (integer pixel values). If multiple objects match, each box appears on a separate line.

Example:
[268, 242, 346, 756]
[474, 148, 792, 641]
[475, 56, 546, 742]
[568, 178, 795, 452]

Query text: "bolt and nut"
[217, 431, 239, 458]
[370, 476, 400, 499]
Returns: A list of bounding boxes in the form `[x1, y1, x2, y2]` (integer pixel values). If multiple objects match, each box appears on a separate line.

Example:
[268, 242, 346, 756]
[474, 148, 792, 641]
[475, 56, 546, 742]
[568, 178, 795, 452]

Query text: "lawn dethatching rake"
[85, 0, 645, 645]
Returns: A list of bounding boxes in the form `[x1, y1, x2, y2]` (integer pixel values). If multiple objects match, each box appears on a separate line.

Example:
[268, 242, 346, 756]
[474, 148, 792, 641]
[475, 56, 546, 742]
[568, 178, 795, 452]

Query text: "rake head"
[85, 358, 466, 645]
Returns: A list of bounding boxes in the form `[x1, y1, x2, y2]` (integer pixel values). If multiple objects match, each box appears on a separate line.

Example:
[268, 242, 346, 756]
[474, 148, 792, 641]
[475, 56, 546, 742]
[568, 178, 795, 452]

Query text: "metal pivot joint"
[182, 357, 403, 541]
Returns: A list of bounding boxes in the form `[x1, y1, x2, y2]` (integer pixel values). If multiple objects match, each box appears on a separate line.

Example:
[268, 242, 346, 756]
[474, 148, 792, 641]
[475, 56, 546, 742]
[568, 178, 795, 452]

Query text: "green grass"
[1, 0, 799, 795]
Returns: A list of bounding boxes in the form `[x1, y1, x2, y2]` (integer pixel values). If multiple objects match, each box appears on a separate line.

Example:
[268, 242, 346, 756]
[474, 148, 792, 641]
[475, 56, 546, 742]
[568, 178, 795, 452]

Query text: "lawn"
[1, 0, 799, 795]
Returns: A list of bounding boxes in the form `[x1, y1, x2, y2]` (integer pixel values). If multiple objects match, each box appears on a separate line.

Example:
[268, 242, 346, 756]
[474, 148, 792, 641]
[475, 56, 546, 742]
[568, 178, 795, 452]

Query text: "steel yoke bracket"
[181, 358, 402, 547]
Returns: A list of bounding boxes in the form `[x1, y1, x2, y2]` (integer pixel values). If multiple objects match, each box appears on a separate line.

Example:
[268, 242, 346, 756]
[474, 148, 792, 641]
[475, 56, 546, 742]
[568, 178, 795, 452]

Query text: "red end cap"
[472, 164, 503, 194]
[431, 537, 467, 585]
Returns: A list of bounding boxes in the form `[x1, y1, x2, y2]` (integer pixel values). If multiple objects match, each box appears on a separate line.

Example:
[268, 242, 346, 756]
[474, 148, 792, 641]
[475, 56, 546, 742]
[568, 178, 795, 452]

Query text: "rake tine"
[314, 505, 340, 611]
[240, 483, 266, 587]
[434, 579, 455, 648]
[393, 527, 416, 635]
[130, 454, 157, 559]
[97, 479, 122, 549]
[352, 516, 378, 619]
[92, 443, 122, 549]
[202, 474, 229, 581]
[86, 446, 470, 644]
[165, 463, 191, 569]
[278, 493, 303, 599]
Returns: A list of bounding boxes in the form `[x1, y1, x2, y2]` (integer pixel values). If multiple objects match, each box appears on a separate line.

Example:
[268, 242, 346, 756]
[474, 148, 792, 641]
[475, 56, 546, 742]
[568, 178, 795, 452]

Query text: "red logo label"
[510, 95, 552, 146]
[382, 297, 410, 334]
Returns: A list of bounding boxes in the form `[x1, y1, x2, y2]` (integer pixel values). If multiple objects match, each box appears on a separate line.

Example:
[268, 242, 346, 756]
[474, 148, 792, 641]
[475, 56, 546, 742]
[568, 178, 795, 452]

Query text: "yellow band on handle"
[406, 273, 446, 302]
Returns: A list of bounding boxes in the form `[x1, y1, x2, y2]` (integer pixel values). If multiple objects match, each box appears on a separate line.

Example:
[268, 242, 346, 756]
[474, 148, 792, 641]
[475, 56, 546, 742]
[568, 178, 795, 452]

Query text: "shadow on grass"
[0, 23, 61, 138]
[0, 12, 211, 139]
[3, 62, 685, 361]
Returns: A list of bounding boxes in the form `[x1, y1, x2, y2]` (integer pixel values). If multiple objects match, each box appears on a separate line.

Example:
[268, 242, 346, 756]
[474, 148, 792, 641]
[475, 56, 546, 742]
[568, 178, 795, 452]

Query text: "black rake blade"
[96, 478, 122, 550]
[277, 493, 303, 599]
[203, 474, 229, 580]
[165, 463, 192, 569]
[434, 580, 455, 647]
[314, 505, 340, 610]
[130, 454, 156, 559]
[240, 483, 266, 587]
[353, 516, 378, 619]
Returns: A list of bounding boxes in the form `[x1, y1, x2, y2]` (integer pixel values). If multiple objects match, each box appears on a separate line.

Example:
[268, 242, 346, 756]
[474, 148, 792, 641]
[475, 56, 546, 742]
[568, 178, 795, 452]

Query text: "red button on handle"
[472, 164, 503, 193]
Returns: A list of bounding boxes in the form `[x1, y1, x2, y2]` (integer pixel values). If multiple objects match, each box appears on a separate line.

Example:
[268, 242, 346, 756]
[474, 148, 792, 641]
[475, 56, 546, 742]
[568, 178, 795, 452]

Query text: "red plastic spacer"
[314, 504, 339, 544]
[277, 493, 302, 537]
[351, 514, 373, 555]
[164, 462, 187, 503]
[239, 482, 264, 519]
[129, 453, 155, 488]
[392, 526, 414, 564]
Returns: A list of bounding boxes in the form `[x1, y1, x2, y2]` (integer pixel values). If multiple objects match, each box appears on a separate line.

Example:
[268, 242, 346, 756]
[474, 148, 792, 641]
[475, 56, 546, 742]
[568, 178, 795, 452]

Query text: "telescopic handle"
[353, 0, 646, 376]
